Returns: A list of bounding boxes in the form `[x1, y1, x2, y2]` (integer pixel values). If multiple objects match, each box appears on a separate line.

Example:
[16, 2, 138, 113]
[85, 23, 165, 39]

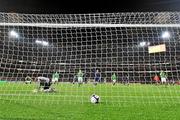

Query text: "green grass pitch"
[0, 82, 180, 120]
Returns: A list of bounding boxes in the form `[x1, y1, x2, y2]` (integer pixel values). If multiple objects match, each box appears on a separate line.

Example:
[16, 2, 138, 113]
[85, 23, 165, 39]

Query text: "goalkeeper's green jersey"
[52, 72, 60, 79]
[111, 74, 117, 81]
[77, 70, 83, 78]
[160, 71, 167, 78]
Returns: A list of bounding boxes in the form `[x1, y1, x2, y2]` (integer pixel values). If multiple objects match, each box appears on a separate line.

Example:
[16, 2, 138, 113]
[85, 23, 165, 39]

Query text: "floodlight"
[9, 30, 19, 38]
[162, 31, 170, 39]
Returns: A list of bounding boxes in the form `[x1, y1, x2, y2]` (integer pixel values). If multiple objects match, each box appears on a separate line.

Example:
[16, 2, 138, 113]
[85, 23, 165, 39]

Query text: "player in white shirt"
[36, 76, 54, 92]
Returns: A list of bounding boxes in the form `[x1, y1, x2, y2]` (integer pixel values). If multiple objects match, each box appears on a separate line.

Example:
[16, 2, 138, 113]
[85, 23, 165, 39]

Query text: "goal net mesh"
[0, 12, 180, 105]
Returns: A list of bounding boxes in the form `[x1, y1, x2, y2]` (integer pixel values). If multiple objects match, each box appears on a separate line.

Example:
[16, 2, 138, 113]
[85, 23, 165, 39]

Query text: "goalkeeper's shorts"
[44, 82, 51, 89]
[40, 81, 45, 86]
[40, 81, 51, 89]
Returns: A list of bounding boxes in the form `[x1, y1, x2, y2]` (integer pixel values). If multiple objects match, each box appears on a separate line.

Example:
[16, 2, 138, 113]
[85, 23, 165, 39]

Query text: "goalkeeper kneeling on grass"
[111, 73, 117, 85]
[36, 76, 55, 92]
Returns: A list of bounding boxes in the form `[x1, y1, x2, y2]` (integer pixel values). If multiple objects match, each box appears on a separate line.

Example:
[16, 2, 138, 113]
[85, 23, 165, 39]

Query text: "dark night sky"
[0, 0, 180, 14]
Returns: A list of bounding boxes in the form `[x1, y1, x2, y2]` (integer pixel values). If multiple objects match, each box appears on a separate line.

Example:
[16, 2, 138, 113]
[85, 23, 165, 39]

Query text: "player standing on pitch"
[111, 73, 117, 85]
[77, 69, 84, 87]
[153, 74, 160, 85]
[94, 69, 101, 86]
[160, 70, 168, 85]
[52, 72, 59, 84]
[122, 74, 129, 85]
[72, 74, 77, 84]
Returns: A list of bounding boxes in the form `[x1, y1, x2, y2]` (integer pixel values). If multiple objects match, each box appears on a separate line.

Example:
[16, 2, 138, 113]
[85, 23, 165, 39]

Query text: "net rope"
[0, 12, 179, 106]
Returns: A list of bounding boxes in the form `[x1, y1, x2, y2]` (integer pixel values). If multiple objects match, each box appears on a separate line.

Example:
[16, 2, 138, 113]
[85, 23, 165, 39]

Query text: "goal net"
[0, 12, 180, 106]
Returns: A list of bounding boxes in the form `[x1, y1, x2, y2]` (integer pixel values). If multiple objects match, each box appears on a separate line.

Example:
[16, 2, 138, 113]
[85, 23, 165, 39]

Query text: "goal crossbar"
[1, 23, 180, 28]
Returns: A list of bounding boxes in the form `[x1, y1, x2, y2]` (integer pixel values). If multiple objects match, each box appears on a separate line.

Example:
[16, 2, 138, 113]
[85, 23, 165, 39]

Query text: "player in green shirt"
[111, 73, 117, 85]
[52, 72, 59, 84]
[160, 70, 167, 85]
[77, 69, 84, 87]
